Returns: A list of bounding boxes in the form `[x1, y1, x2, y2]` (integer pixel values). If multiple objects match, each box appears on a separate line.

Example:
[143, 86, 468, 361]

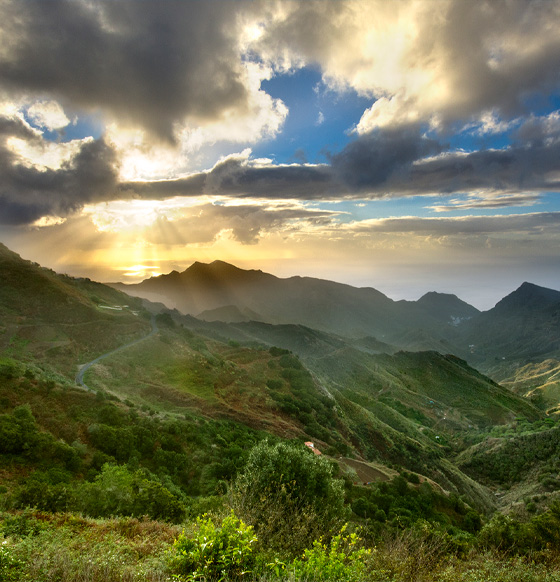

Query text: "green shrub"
[11, 480, 74, 513]
[0, 359, 21, 381]
[231, 440, 348, 554]
[1, 510, 43, 538]
[266, 379, 283, 391]
[77, 464, 186, 522]
[0, 543, 23, 582]
[170, 511, 257, 581]
[291, 525, 371, 582]
[477, 514, 532, 554]
[0, 405, 38, 455]
[529, 499, 560, 548]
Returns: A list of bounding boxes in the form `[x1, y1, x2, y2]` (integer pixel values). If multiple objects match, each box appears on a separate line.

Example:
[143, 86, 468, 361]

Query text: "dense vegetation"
[3, 361, 560, 580]
[2, 244, 560, 580]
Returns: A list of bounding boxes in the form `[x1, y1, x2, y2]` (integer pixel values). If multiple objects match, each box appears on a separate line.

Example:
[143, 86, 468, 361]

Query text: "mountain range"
[113, 260, 560, 383]
[2, 241, 560, 513]
[112, 261, 479, 340]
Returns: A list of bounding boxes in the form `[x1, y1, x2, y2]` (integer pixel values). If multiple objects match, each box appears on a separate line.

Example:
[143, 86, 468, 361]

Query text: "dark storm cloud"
[4, 115, 560, 226]
[0, 116, 118, 224]
[120, 153, 338, 201]
[403, 141, 560, 195]
[120, 120, 560, 202]
[0, 116, 41, 142]
[329, 126, 444, 191]
[118, 126, 445, 201]
[0, 0, 251, 143]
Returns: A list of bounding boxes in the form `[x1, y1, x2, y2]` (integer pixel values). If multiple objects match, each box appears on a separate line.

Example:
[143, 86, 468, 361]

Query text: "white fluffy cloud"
[26, 100, 70, 131]
[252, 0, 560, 133]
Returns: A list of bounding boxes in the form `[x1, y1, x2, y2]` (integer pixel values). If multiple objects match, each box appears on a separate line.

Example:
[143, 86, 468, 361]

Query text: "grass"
[1, 512, 178, 582]
[3, 510, 560, 582]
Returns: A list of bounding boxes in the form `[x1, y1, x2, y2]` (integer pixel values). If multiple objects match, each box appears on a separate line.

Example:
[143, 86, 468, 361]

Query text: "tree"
[231, 440, 348, 554]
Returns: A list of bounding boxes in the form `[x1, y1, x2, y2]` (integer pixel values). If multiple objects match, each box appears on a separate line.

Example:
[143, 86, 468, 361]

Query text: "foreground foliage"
[171, 512, 257, 581]
[3, 509, 560, 582]
[231, 440, 348, 554]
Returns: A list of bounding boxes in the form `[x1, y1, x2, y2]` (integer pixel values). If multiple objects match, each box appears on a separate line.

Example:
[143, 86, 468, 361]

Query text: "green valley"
[1, 243, 560, 581]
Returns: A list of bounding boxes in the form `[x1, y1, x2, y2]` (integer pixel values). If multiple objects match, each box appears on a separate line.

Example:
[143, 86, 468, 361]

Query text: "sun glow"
[120, 265, 161, 278]
[82, 197, 206, 232]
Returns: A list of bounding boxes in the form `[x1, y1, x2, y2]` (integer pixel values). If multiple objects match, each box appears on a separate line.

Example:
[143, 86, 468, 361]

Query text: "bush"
[477, 514, 532, 554]
[77, 464, 186, 522]
[291, 525, 371, 582]
[1, 510, 43, 538]
[231, 440, 348, 554]
[170, 511, 257, 581]
[0, 543, 23, 582]
[0, 405, 38, 455]
[11, 480, 74, 513]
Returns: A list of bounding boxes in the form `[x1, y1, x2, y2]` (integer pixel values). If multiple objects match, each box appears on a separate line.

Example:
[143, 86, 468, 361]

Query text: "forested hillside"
[2, 244, 560, 581]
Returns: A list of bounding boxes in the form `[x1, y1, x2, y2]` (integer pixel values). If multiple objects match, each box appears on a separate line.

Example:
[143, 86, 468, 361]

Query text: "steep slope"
[318, 350, 539, 430]
[145, 307, 541, 433]
[114, 263, 560, 387]
[0, 244, 546, 513]
[0, 243, 149, 376]
[456, 418, 560, 512]
[458, 282, 560, 379]
[75, 313, 499, 511]
[413, 291, 479, 325]
[501, 359, 560, 411]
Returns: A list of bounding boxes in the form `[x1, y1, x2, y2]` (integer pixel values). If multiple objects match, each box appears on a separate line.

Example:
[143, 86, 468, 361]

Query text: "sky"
[0, 0, 559, 309]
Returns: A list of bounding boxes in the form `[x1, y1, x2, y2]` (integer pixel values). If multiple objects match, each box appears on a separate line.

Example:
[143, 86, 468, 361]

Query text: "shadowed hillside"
[112, 260, 479, 350]
[113, 261, 560, 388]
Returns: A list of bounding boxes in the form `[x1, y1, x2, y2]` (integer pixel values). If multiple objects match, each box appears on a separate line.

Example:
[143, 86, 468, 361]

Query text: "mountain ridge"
[112, 259, 560, 381]
[112, 260, 480, 346]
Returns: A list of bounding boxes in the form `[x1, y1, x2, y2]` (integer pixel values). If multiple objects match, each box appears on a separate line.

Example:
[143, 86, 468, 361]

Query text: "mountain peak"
[416, 291, 479, 320]
[183, 260, 268, 280]
[491, 282, 560, 313]
[418, 291, 462, 304]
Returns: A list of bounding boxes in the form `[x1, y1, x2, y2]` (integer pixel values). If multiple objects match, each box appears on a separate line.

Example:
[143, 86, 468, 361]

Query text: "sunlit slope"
[501, 359, 560, 411]
[115, 262, 560, 389]
[166, 313, 540, 432]
[76, 314, 497, 511]
[0, 243, 148, 376]
[0, 243, 541, 512]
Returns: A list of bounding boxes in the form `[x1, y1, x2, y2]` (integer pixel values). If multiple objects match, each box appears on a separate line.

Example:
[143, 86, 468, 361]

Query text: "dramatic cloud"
[428, 193, 542, 212]
[118, 116, 560, 203]
[254, 0, 560, 131]
[0, 0, 559, 303]
[329, 125, 444, 191]
[119, 150, 337, 201]
[3, 112, 560, 226]
[0, 115, 118, 224]
[0, 1, 247, 141]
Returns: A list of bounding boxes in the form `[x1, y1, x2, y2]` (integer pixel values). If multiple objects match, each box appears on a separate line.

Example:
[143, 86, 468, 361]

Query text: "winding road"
[75, 314, 159, 391]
